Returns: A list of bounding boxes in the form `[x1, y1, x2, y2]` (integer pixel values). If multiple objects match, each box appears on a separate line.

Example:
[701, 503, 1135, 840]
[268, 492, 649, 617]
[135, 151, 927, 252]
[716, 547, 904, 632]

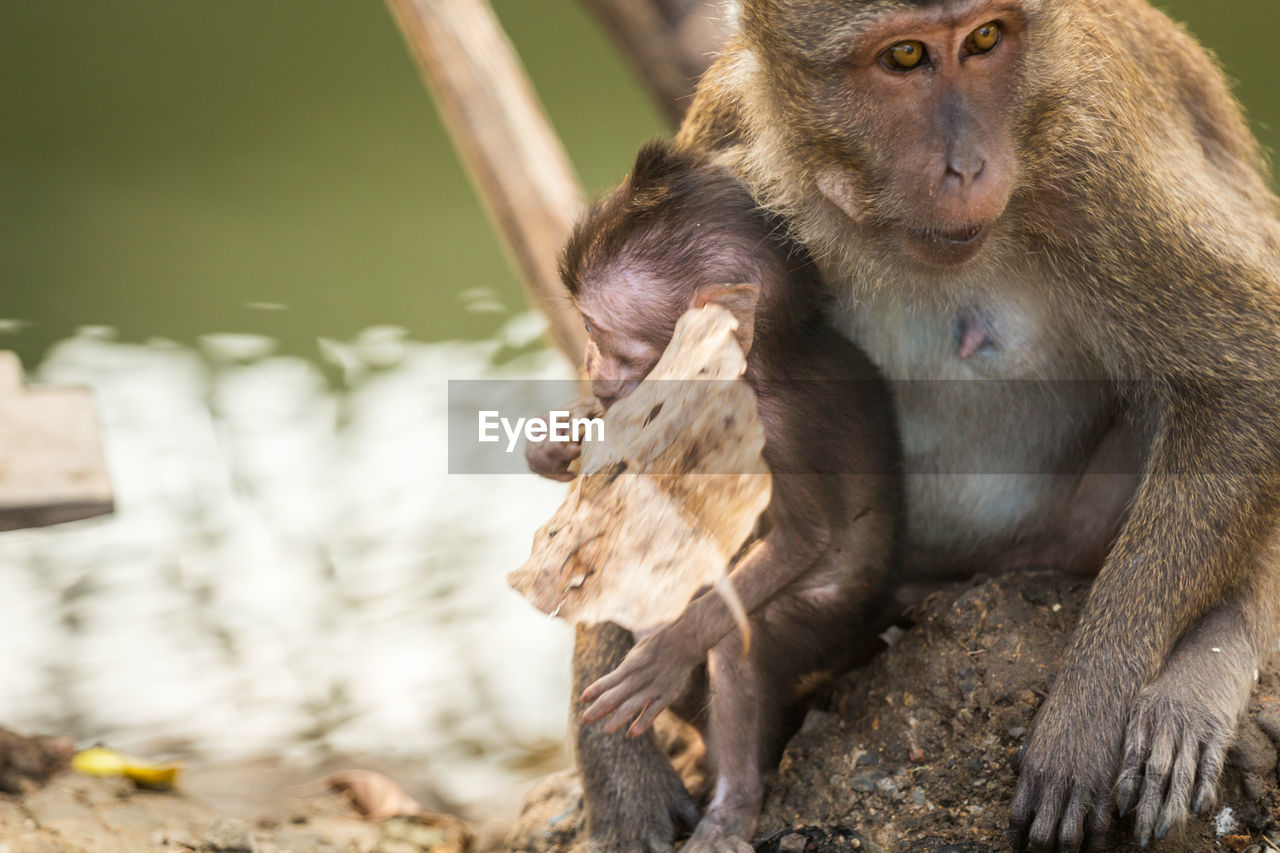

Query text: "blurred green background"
[4, 1, 1275, 370]
[0, 0, 666, 367]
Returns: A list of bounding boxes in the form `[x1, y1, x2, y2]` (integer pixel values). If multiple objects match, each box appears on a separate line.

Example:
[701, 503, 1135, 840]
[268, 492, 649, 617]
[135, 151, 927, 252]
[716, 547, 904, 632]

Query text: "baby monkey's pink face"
[576, 264, 761, 408]
[576, 281, 672, 407]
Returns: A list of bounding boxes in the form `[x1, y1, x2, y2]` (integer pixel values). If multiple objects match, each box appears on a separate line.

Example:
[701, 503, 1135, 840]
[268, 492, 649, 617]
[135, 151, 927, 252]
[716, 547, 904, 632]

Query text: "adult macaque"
[564, 1, 1280, 851]
[529, 141, 903, 852]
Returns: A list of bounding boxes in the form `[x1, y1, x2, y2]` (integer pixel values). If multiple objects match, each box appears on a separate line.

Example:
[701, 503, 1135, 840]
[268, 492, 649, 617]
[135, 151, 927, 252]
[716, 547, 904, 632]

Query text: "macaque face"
[750, 0, 1028, 268]
[577, 283, 672, 407]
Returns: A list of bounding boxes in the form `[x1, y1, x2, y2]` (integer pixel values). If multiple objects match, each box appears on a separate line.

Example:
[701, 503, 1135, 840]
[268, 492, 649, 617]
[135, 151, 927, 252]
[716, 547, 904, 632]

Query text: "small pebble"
[1213, 805, 1238, 837]
[910, 747, 925, 763]
[850, 768, 886, 793]
[778, 832, 808, 853]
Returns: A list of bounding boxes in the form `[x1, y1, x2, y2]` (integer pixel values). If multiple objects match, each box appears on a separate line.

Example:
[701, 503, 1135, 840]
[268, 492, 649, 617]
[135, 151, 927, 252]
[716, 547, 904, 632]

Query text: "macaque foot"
[1010, 695, 1120, 852]
[680, 808, 755, 853]
[582, 752, 700, 853]
[1114, 681, 1234, 847]
[582, 629, 698, 736]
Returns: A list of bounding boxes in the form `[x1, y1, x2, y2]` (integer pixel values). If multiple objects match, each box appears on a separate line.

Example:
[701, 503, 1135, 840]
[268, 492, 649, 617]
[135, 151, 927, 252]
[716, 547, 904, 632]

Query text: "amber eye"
[965, 21, 1001, 54]
[881, 40, 926, 71]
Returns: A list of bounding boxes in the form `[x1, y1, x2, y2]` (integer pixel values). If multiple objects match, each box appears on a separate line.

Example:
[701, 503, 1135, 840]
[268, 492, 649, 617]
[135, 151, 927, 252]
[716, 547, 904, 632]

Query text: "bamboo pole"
[386, 0, 587, 366]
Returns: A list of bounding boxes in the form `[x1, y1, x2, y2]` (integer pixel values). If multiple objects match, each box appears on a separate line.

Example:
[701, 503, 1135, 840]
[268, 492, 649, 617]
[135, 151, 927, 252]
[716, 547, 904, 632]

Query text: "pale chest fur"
[841, 283, 1115, 575]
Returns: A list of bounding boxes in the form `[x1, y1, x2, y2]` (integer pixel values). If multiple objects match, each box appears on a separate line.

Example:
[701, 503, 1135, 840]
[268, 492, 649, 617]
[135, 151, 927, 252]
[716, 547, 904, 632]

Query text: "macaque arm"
[1069, 390, 1280, 694]
[1012, 387, 1280, 848]
[582, 480, 830, 735]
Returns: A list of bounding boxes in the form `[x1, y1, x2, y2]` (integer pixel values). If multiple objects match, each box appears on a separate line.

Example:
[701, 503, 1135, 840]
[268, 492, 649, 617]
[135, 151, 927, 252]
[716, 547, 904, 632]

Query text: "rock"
[503, 770, 583, 853]
[505, 573, 1280, 852]
[0, 728, 74, 795]
[1230, 719, 1277, 776]
[777, 831, 809, 853]
[755, 827, 884, 853]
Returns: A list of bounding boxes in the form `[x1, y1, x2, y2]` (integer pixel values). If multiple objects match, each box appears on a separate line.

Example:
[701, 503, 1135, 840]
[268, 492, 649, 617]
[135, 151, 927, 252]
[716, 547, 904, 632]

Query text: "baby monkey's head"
[561, 141, 791, 406]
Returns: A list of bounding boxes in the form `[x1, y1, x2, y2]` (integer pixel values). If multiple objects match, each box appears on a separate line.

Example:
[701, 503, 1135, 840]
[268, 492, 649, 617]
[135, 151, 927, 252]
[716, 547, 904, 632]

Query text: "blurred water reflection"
[0, 315, 576, 815]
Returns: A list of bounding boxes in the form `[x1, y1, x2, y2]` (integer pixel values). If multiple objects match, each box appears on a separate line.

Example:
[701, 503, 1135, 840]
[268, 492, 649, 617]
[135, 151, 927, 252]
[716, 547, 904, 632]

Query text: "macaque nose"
[592, 376, 642, 408]
[944, 152, 986, 189]
[592, 376, 627, 403]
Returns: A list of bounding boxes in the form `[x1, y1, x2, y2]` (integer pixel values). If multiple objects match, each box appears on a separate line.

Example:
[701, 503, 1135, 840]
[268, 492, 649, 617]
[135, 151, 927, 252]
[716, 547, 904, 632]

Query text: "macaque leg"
[992, 415, 1147, 578]
[684, 599, 871, 853]
[582, 485, 854, 732]
[1114, 536, 1280, 846]
[572, 623, 700, 853]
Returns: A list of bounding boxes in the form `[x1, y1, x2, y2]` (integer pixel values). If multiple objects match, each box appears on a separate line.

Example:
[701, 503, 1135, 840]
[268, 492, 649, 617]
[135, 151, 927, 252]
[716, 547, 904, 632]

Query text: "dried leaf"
[509, 305, 772, 632]
[325, 769, 423, 820]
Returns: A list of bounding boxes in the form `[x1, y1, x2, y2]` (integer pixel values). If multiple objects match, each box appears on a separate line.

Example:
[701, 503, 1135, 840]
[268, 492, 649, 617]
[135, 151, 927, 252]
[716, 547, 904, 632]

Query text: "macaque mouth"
[916, 224, 985, 244]
[904, 222, 990, 265]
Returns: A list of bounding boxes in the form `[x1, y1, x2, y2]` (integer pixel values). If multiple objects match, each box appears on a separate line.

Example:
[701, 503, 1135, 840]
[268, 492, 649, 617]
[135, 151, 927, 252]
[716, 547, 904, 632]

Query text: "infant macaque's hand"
[525, 435, 582, 481]
[524, 396, 602, 482]
[580, 624, 700, 737]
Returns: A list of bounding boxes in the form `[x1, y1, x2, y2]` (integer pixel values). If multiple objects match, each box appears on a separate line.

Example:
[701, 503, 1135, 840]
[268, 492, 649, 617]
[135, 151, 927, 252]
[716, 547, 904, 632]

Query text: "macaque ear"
[815, 167, 866, 224]
[693, 283, 760, 354]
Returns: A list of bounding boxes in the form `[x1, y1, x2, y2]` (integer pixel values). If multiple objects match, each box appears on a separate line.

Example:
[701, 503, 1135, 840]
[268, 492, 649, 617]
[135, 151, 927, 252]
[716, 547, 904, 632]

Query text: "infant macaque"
[528, 141, 903, 852]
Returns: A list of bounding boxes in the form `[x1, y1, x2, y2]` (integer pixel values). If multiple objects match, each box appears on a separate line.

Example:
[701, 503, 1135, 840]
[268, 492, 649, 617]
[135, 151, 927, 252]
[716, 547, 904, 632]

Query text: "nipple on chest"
[954, 307, 999, 360]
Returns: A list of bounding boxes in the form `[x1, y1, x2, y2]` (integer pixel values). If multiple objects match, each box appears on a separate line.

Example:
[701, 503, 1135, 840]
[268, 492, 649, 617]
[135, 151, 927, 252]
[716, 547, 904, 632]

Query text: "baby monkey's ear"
[692, 283, 760, 355]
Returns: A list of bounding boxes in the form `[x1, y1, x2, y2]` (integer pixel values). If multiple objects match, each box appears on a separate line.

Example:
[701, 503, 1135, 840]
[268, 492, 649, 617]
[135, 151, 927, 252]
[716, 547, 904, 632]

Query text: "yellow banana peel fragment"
[71, 747, 181, 789]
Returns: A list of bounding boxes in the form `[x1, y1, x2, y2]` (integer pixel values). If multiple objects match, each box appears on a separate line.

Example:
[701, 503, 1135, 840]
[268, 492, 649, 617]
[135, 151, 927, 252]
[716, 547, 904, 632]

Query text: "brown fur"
[536, 143, 903, 852]
[630, 1, 1280, 851]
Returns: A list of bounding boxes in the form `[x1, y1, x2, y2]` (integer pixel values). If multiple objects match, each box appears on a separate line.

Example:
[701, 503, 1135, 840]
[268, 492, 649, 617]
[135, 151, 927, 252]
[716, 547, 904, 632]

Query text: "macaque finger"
[525, 431, 582, 480]
[1134, 727, 1175, 847]
[1055, 793, 1088, 853]
[581, 669, 624, 705]
[581, 684, 630, 725]
[582, 685, 638, 725]
[627, 700, 669, 737]
[1191, 738, 1226, 815]
[1154, 731, 1198, 841]
[602, 692, 656, 735]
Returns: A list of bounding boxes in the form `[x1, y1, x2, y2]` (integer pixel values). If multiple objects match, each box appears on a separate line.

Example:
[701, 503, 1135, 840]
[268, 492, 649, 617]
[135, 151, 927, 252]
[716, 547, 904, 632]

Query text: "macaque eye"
[964, 22, 1001, 55]
[880, 40, 927, 71]
[583, 321, 592, 334]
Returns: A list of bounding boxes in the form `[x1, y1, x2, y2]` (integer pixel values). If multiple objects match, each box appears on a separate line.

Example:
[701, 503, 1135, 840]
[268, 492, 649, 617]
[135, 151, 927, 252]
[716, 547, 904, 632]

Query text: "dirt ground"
[505, 572, 1280, 853]
[7, 571, 1280, 852]
[0, 742, 473, 853]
